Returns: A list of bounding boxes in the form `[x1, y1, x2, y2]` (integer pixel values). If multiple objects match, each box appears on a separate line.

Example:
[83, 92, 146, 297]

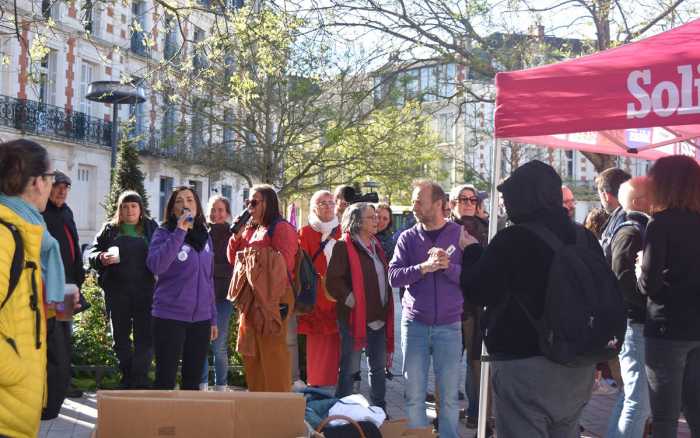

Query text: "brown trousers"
[243, 316, 291, 392]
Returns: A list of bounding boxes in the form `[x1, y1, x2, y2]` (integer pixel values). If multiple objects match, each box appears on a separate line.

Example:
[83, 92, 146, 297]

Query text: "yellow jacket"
[0, 204, 47, 438]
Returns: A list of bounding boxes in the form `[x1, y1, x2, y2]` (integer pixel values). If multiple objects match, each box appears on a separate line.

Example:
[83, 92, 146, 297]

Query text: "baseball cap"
[53, 170, 72, 186]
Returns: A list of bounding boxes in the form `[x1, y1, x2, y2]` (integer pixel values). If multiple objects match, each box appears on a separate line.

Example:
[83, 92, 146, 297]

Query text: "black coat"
[209, 223, 233, 301]
[42, 200, 85, 288]
[639, 208, 700, 340]
[460, 160, 602, 359]
[85, 219, 158, 293]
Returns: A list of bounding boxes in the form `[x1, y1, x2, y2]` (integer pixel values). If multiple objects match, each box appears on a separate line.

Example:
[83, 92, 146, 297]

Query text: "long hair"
[376, 202, 393, 231]
[110, 190, 148, 231]
[648, 155, 700, 214]
[163, 186, 207, 228]
[0, 139, 49, 196]
[251, 184, 282, 227]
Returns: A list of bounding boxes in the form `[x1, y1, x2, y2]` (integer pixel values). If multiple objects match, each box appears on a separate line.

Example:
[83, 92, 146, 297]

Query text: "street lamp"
[86, 81, 146, 170]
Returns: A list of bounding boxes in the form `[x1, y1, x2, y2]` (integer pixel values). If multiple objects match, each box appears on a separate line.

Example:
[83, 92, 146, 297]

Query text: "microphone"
[230, 209, 251, 234]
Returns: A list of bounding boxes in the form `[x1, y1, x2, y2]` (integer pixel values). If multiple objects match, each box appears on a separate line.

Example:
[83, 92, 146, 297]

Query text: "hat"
[53, 170, 72, 186]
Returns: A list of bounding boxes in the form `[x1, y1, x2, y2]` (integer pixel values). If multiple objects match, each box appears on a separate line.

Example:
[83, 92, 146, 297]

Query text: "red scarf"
[344, 233, 395, 365]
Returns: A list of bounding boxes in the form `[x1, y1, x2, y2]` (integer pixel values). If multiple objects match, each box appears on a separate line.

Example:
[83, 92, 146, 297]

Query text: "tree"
[308, 0, 696, 172]
[103, 134, 151, 219]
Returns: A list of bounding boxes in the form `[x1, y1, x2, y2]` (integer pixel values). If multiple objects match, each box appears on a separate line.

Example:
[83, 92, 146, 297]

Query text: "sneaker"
[199, 383, 209, 391]
[425, 393, 436, 403]
[214, 385, 228, 392]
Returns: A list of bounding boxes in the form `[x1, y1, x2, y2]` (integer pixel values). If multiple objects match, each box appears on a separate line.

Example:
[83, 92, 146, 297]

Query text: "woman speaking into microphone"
[147, 186, 217, 390]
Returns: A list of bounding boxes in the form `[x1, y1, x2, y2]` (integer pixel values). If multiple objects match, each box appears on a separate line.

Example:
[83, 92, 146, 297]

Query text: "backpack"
[1, 219, 41, 353]
[267, 219, 319, 314]
[515, 222, 626, 367]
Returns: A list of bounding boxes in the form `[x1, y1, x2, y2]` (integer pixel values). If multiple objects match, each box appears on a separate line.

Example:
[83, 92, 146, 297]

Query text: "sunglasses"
[458, 196, 479, 205]
[245, 199, 260, 208]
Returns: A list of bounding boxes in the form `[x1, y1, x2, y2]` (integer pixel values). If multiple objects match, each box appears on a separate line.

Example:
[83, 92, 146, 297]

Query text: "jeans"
[645, 337, 700, 438]
[605, 322, 650, 438]
[337, 319, 386, 408]
[401, 317, 461, 438]
[201, 300, 233, 386]
[153, 317, 211, 390]
[492, 356, 594, 438]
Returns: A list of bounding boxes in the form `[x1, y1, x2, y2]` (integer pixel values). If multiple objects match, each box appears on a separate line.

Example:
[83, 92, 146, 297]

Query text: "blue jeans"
[401, 317, 461, 438]
[606, 322, 650, 438]
[336, 319, 387, 408]
[201, 300, 233, 386]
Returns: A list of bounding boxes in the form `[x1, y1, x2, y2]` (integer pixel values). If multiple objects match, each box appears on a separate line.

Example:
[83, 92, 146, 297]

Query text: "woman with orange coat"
[298, 190, 342, 389]
[227, 184, 298, 392]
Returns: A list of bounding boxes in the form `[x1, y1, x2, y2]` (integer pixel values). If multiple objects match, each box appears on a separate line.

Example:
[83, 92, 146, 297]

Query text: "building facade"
[1, 0, 248, 242]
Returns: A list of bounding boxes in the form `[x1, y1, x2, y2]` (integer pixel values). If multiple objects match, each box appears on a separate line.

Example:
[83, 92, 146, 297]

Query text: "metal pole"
[110, 102, 118, 170]
[476, 132, 503, 438]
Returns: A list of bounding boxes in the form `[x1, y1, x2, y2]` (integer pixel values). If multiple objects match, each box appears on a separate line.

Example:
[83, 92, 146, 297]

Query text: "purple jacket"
[147, 227, 216, 324]
[388, 221, 464, 325]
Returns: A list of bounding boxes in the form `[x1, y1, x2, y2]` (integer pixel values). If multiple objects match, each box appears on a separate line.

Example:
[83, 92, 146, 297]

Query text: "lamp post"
[86, 81, 146, 170]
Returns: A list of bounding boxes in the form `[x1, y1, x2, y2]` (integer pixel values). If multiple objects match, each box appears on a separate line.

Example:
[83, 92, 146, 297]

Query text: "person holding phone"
[147, 186, 217, 390]
[86, 191, 158, 389]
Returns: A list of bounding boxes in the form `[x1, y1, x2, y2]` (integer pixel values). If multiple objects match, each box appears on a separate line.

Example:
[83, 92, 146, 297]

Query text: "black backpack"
[1, 219, 42, 353]
[267, 219, 319, 314]
[515, 223, 626, 367]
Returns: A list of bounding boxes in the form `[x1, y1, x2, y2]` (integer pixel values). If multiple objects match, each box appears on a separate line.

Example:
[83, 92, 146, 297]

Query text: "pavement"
[40, 289, 692, 437]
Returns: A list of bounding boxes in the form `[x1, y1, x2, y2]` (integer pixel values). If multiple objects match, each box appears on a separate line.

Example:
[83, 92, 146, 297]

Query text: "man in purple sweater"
[389, 179, 474, 438]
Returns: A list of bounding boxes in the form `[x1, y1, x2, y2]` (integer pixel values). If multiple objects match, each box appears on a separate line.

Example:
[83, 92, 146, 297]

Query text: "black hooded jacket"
[460, 160, 601, 359]
[42, 200, 85, 288]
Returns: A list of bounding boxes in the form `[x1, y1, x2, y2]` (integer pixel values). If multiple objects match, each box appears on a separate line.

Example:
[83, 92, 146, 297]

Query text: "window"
[188, 180, 203, 200]
[221, 184, 232, 201]
[564, 150, 574, 179]
[38, 50, 58, 106]
[42, 0, 60, 19]
[162, 102, 177, 140]
[163, 21, 179, 60]
[436, 113, 455, 144]
[73, 165, 96, 230]
[84, 0, 102, 37]
[420, 67, 436, 101]
[79, 61, 95, 116]
[438, 64, 456, 98]
[131, 1, 147, 56]
[222, 109, 234, 147]
[0, 40, 10, 96]
[129, 78, 146, 137]
[193, 26, 206, 70]
[159, 176, 174, 220]
[191, 99, 204, 150]
[405, 69, 418, 99]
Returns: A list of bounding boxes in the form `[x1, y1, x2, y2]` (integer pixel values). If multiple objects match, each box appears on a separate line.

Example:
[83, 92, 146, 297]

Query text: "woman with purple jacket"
[147, 186, 217, 390]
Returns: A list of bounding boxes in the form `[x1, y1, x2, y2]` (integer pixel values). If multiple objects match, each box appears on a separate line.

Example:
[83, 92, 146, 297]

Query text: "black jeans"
[41, 318, 71, 420]
[152, 317, 210, 390]
[105, 290, 153, 388]
[645, 337, 700, 438]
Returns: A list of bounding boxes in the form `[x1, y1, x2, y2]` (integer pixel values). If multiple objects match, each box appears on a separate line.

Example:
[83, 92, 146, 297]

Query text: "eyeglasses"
[458, 196, 479, 205]
[42, 172, 57, 183]
[317, 201, 336, 208]
[245, 199, 260, 208]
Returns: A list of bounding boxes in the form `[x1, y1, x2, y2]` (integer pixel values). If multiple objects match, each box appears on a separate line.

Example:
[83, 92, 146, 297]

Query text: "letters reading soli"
[627, 65, 700, 119]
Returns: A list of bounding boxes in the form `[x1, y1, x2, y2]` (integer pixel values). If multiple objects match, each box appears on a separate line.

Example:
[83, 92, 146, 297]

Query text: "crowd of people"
[1, 137, 700, 438]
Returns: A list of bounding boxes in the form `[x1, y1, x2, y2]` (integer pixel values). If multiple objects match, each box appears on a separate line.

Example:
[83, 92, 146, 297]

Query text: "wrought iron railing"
[0, 95, 112, 146]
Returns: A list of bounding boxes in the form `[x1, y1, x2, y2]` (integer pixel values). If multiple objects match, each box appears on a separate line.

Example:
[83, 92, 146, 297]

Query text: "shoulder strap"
[519, 222, 564, 251]
[311, 225, 340, 262]
[0, 219, 24, 310]
[266, 217, 288, 239]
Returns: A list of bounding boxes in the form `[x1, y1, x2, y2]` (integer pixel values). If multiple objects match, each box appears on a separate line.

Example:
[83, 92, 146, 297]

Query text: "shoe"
[214, 385, 228, 392]
[66, 386, 83, 398]
[199, 383, 209, 391]
[459, 408, 467, 419]
[466, 416, 478, 429]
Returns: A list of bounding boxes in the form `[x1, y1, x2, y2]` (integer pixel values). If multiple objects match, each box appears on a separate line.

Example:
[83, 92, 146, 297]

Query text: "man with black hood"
[460, 160, 600, 438]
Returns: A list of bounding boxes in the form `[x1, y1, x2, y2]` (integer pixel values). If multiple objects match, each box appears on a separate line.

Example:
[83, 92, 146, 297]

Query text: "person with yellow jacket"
[0, 139, 66, 438]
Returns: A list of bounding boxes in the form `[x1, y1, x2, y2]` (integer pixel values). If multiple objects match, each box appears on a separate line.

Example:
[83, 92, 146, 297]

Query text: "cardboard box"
[379, 419, 436, 438]
[94, 390, 307, 438]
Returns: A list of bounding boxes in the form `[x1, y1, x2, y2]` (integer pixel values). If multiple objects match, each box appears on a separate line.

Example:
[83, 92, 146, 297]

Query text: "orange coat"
[228, 246, 293, 357]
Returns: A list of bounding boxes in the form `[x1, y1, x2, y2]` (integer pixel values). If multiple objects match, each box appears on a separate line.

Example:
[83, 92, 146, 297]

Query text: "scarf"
[309, 213, 339, 264]
[0, 195, 66, 303]
[166, 215, 209, 252]
[344, 233, 395, 364]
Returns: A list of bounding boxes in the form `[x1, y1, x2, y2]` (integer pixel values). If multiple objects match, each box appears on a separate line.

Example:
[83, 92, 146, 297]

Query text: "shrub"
[72, 274, 117, 367]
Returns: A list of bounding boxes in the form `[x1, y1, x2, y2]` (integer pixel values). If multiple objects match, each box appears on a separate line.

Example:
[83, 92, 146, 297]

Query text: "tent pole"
[477, 135, 503, 438]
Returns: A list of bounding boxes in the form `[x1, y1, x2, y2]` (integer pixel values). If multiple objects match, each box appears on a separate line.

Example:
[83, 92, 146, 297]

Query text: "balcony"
[0, 95, 112, 147]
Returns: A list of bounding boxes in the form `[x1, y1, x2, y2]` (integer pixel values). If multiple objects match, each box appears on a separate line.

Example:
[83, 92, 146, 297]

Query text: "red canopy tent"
[476, 19, 700, 438]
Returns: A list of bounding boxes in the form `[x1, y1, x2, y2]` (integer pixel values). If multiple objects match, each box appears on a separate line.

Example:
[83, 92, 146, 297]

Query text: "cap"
[53, 170, 72, 186]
